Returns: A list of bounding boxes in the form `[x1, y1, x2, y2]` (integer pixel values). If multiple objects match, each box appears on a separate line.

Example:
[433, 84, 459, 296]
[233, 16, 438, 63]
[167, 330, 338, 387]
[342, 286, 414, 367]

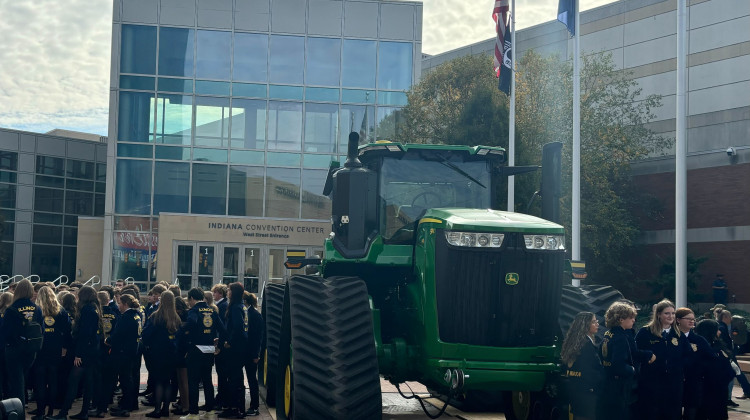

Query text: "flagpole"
[571, 0, 581, 286]
[507, 0, 516, 212]
[675, 0, 687, 307]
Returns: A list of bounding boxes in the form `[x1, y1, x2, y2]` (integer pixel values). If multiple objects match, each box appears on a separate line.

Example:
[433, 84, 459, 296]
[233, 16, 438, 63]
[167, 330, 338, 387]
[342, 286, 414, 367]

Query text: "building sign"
[159, 214, 330, 246]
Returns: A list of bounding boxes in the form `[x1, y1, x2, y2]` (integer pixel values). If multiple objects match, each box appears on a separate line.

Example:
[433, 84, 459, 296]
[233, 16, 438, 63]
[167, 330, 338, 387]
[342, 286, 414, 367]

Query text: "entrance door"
[175, 244, 194, 292]
[243, 247, 261, 293]
[196, 244, 216, 290]
[223, 246, 240, 284]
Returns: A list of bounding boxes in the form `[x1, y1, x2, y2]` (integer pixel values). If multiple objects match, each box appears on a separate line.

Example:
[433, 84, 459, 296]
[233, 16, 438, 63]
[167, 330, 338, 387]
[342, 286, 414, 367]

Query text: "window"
[196, 30, 231, 80]
[378, 42, 412, 90]
[0, 151, 18, 171]
[228, 166, 264, 217]
[266, 168, 300, 218]
[340, 105, 374, 150]
[34, 188, 63, 213]
[36, 156, 65, 176]
[268, 102, 302, 151]
[195, 96, 230, 147]
[31, 245, 61, 281]
[191, 163, 227, 215]
[301, 169, 330, 220]
[155, 95, 193, 145]
[377, 107, 404, 141]
[159, 27, 194, 77]
[269, 35, 304, 85]
[342, 40, 376, 88]
[153, 162, 189, 214]
[306, 37, 341, 87]
[304, 103, 338, 153]
[230, 99, 267, 150]
[115, 160, 152, 215]
[118, 91, 156, 142]
[234, 33, 268, 82]
[121, 25, 156, 75]
[65, 191, 94, 215]
[67, 159, 96, 179]
[33, 225, 62, 244]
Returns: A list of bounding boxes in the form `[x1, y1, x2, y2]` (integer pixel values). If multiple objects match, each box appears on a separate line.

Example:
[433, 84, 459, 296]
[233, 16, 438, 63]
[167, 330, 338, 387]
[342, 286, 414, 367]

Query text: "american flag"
[492, 0, 510, 77]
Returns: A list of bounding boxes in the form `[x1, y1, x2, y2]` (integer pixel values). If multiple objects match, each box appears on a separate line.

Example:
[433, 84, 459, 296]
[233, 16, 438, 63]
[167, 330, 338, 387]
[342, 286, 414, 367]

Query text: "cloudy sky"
[0, 0, 612, 136]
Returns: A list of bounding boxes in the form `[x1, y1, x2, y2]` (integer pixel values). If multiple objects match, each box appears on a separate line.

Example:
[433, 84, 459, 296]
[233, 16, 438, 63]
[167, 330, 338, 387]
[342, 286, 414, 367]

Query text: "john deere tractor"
[260, 133, 567, 420]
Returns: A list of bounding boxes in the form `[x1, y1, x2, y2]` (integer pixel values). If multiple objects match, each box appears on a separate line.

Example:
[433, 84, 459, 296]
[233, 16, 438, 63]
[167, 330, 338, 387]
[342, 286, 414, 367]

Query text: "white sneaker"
[180, 414, 200, 420]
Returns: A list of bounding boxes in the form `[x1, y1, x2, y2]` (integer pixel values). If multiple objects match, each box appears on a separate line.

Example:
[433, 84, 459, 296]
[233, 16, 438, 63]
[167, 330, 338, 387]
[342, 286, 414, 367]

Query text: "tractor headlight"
[445, 231, 504, 248]
[523, 234, 565, 250]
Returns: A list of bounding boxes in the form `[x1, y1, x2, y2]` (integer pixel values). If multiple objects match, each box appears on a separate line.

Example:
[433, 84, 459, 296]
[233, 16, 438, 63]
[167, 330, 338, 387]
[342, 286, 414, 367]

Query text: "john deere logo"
[505, 273, 519, 285]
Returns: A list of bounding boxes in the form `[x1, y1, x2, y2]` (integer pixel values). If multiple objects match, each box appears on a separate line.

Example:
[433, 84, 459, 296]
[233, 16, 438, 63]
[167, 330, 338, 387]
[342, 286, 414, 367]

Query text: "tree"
[399, 50, 672, 290]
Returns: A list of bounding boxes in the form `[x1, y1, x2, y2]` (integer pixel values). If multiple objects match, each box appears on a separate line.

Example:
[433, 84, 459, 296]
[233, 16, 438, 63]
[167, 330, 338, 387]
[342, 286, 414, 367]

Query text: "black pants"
[60, 357, 97, 415]
[114, 355, 137, 411]
[214, 351, 229, 407]
[244, 358, 259, 410]
[187, 350, 215, 414]
[5, 345, 36, 415]
[98, 354, 117, 411]
[33, 358, 60, 415]
[226, 348, 245, 413]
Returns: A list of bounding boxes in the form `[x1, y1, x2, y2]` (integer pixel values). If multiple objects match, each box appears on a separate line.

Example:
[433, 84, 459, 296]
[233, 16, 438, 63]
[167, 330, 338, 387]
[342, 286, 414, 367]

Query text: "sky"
[0, 0, 613, 137]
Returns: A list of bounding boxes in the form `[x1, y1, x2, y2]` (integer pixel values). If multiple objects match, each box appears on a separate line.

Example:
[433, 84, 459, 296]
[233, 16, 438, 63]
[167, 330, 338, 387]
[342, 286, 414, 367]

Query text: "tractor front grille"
[434, 232, 563, 347]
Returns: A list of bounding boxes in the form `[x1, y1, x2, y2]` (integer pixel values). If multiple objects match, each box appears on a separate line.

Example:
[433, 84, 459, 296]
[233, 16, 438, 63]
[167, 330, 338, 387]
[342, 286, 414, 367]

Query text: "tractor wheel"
[559, 285, 623, 340]
[276, 275, 382, 420]
[260, 283, 285, 407]
[503, 391, 532, 420]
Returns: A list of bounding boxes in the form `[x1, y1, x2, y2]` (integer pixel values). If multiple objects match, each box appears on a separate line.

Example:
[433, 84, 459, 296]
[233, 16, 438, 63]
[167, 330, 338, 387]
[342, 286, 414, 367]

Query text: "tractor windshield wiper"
[438, 156, 486, 189]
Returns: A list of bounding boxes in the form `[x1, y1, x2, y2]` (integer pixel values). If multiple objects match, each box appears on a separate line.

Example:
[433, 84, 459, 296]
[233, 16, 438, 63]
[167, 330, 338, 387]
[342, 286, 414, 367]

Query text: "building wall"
[0, 127, 107, 280]
[104, 0, 423, 290]
[76, 217, 105, 283]
[423, 0, 750, 300]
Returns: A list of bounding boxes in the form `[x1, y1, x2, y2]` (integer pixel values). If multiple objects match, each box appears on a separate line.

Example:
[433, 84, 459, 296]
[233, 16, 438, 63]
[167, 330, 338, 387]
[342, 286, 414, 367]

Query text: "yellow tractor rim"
[263, 349, 268, 385]
[284, 364, 292, 416]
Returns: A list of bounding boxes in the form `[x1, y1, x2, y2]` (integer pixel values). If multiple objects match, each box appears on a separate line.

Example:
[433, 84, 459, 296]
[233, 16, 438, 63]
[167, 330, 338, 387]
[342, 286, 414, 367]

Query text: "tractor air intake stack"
[330, 132, 378, 259]
[541, 142, 562, 223]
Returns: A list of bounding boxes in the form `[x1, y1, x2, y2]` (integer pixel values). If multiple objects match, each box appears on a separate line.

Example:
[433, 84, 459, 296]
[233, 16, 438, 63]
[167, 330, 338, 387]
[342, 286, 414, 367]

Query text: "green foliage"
[400, 50, 673, 289]
[652, 254, 709, 304]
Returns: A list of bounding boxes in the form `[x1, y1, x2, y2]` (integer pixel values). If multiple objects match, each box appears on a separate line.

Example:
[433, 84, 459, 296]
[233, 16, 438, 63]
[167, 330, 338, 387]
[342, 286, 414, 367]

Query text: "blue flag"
[558, 0, 575, 36]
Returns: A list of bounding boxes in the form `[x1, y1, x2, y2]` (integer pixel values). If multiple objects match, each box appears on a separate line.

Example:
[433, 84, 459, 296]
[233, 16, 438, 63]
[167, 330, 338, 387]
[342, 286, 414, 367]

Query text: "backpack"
[21, 314, 44, 353]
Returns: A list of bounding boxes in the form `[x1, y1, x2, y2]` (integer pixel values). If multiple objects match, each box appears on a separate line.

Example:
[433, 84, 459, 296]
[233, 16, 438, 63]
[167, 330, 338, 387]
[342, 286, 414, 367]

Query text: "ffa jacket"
[142, 322, 177, 357]
[247, 306, 264, 360]
[74, 303, 102, 359]
[216, 298, 228, 320]
[38, 309, 72, 362]
[180, 301, 226, 348]
[600, 326, 638, 380]
[107, 308, 142, 359]
[0, 298, 43, 348]
[635, 326, 690, 380]
[224, 303, 248, 350]
[566, 339, 603, 393]
[682, 330, 714, 408]
[101, 304, 120, 341]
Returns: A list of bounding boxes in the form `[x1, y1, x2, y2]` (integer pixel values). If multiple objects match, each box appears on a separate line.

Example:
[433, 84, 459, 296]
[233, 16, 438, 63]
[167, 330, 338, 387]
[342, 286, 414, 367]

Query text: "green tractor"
[260, 133, 568, 420]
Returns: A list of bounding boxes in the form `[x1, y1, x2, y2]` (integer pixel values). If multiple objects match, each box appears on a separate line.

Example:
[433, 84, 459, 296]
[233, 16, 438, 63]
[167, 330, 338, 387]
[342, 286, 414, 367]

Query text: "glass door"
[243, 247, 261, 293]
[267, 247, 286, 286]
[175, 244, 194, 292]
[223, 247, 240, 284]
[197, 244, 216, 290]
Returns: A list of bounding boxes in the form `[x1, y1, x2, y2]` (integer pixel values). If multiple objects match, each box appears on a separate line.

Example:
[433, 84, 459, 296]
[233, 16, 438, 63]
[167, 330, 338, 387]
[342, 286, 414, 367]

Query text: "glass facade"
[110, 0, 420, 289]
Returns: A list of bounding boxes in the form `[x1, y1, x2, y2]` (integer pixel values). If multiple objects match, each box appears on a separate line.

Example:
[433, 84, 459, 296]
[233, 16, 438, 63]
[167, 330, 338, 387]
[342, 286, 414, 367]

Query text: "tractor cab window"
[379, 154, 491, 243]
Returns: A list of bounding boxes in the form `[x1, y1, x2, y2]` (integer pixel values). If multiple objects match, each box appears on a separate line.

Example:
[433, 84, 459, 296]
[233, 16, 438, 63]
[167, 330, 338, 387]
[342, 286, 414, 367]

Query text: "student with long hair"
[51, 285, 103, 420]
[218, 283, 248, 419]
[561, 312, 603, 420]
[243, 292, 264, 417]
[142, 291, 181, 418]
[171, 286, 190, 415]
[92, 291, 119, 417]
[107, 294, 142, 417]
[0, 279, 43, 416]
[695, 319, 735, 420]
[56, 291, 77, 408]
[635, 299, 690, 420]
[31, 286, 72, 420]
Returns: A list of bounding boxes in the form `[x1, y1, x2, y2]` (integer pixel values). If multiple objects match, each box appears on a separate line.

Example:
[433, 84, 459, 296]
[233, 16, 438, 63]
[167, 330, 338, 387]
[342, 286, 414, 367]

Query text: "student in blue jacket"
[31, 286, 72, 420]
[51, 285, 103, 420]
[1, 279, 43, 417]
[142, 291, 181, 418]
[219, 283, 248, 419]
[635, 299, 691, 420]
[561, 311, 603, 420]
[107, 294, 143, 417]
[243, 291, 264, 417]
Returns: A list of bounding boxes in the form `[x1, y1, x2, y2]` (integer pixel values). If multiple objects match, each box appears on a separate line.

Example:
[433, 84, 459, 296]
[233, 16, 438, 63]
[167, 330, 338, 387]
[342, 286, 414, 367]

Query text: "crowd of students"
[561, 299, 745, 420]
[0, 278, 265, 420]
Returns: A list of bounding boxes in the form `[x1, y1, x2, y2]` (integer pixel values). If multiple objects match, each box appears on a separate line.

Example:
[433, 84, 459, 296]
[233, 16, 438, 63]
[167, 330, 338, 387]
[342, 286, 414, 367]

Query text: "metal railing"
[26, 274, 40, 284]
[53, 275, 69, 286]
[83, 275, 101, 287]
[0, 274, 26, 292]
[124, 277, 135, 285]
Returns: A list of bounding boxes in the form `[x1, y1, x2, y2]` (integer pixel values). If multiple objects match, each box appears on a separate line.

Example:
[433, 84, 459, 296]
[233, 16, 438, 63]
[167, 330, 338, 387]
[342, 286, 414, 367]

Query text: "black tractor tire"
[260, 283, 285, 408]
[502, 390, 560, 420]
[276, 275, 382, 420]
[559, 284, 623, 341]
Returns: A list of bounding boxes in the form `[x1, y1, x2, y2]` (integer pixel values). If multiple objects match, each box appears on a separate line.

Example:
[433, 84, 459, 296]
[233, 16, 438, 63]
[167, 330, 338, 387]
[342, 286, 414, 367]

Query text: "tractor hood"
[419, 208, 564, 234]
